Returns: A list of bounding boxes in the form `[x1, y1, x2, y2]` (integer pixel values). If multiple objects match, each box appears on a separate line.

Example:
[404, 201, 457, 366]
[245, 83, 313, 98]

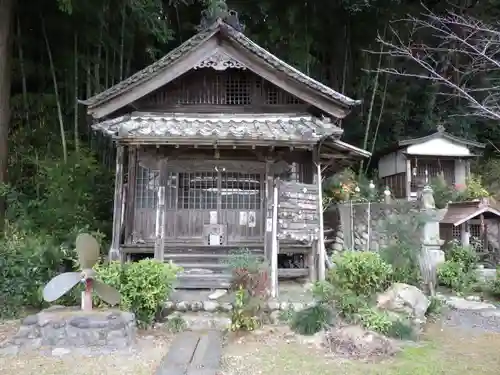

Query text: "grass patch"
[222, 323, 500, 375]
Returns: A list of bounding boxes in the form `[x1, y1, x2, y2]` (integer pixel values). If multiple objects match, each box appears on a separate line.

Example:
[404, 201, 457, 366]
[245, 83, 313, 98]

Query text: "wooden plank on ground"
[155, 330, 223, 375]
[188, 330, 223, 374]
[155, 331, 200, 375]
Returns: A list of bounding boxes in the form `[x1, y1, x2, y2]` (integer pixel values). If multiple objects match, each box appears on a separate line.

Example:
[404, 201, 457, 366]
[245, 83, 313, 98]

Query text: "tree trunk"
[0, 0, 14, 232]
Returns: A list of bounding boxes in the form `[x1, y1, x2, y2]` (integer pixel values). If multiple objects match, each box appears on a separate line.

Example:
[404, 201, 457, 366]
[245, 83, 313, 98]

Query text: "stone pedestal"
[5, 306, 136, 352]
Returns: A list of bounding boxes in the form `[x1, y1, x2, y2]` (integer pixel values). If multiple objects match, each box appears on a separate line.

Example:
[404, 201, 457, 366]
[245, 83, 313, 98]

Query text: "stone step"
[176, 273, 232, 289]
[176, 262, 228, 270]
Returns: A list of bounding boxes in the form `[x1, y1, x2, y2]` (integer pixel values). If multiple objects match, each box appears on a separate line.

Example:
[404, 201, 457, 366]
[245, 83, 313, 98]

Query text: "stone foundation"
[4, 306, 136, 353]
[163, 299, 314, 314]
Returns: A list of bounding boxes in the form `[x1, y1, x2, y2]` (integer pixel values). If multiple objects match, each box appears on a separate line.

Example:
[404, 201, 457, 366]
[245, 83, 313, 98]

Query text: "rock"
[219, 302, 233, 312]
[209, 289, 228, 300]
[51, 347, 71, 356]
[267, 300, 280, 311]
[163, 301, 175, 310]
[291, 302, 304, 311]
[377, 283, 429, 324]
[0, 345, 19, 356]
[280, 302, 290, 311]
[176, 301, 189, 311]
[324, 325, 398, 358]
[465, 295, 482, 302]
[297, 331, 324, 348]
[446, 296, 496, 310]
[203, 301, 219, 312]
[190, 301, 203, 312]
[269, 310, 281, 324]
[333, 242, 343, 251]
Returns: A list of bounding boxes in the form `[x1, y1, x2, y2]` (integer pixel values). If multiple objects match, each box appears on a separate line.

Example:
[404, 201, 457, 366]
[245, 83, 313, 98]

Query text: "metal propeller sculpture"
[42, 233, 121, 311]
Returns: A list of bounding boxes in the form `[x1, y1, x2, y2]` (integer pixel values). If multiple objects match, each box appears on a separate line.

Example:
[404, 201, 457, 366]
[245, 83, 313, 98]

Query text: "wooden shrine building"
[81, 9, 370, 293]
[376, 125, 485, 200]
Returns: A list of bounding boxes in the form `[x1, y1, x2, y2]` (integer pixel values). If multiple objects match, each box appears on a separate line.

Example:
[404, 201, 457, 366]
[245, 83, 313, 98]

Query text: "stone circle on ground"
[0, 305, 136, 355]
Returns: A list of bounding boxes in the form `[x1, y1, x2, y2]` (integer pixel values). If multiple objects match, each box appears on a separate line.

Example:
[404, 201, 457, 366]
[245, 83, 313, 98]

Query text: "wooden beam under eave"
[110, 145, 125, 262]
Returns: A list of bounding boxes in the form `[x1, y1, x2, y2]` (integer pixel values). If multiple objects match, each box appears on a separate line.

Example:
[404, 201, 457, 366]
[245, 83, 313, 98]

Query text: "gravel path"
[441, 296, 500, 333]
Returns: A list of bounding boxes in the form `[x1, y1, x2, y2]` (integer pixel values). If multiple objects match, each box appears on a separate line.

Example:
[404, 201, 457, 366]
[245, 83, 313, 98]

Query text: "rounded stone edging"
[163, 300, 316, 314]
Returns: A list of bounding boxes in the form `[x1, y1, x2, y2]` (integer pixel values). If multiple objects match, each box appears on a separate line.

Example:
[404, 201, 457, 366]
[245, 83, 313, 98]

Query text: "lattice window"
[452, 225, 461, 240]
[178, 171, 261, 210]
[135, 166, 159, 208]
[225, 74, 251, 105]
[410, 159, 455, 189]
[220, 172, 261, 209]
[178, 172, 218, 210]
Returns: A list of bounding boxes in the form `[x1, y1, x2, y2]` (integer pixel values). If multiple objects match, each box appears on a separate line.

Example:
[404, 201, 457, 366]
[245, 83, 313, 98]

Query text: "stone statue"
[420, 186, 435, 210]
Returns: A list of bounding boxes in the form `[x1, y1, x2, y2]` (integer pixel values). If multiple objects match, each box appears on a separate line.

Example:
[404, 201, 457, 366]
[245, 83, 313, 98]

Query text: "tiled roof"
[81, 19, 359, 109]
[92, 112, 343, 143]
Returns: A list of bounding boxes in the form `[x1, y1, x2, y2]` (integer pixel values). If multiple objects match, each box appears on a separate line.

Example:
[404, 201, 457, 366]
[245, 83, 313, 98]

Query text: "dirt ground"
[1, 319, 500, 375]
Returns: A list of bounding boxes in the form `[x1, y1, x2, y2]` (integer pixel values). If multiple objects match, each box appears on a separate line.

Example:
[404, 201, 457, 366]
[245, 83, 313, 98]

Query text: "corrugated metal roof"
[92, 112, 343, 144]
[81, 19, 359, 109]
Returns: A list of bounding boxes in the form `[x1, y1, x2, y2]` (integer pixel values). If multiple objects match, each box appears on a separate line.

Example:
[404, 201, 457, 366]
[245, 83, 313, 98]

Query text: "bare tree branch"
[369, 6, 500, 120]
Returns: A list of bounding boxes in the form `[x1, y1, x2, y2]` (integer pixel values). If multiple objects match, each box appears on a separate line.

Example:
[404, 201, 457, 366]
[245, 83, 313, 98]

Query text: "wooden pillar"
[405, 158, 412, 200]
[461, 222, 470, 246]
[110, 144, 125, 262]
[264, 160, 273, 262]
[316, 160, 326, 282]
[154, 159, 167, 262]
[270, 181, 279, 298]
[124, 146, 138, 244]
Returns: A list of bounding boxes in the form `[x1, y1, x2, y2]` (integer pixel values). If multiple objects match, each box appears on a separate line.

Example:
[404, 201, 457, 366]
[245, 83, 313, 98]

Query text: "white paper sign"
[209, 211, 218, 224]
[239, 211, 248, 226]
[209, 233, 220, 246]
[248, 211, 256, 228]
[266, 218, 272, 232]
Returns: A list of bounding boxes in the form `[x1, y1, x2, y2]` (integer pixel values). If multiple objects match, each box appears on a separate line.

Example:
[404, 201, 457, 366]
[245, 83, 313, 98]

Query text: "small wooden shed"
[441, 199, 500, 266]
[376, 125, 485, 200]
[81, 10, 370, 292]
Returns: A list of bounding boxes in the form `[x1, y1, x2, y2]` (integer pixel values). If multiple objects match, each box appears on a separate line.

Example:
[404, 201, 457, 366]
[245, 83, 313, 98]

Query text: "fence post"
[419, 185, 446, 295]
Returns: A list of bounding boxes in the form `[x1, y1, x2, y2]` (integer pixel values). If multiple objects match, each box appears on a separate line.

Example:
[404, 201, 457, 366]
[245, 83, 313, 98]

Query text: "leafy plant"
[225, 248, 269, 298]
[437, 261, 477, 294]
[379, 211, 425, 286]
[290, 304, 334, 335]
[459, 175, 489, 201]
[386, 319, 416, 340]
[164, 314, 187, 333]
[430, 175, 458, 209]
[95, 259, 181, 327]
[485, 267, 500, 298]
[425, 296, 444, 320]
[355, 307, 393, 335]
[230, 285, 259, 332]
[0, 223, 79, 318]
[438, 241, 479, 294]
[328, 251, 393, 297]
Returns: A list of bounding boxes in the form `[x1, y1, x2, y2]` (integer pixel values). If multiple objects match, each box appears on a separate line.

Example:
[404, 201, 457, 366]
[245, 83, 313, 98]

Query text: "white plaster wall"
[454, 159, 468, 187]
[406, 138, 471, 156]
[378, 151, 406, 178]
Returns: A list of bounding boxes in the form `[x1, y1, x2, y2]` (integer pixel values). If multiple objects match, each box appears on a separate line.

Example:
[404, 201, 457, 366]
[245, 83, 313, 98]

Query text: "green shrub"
[386, 319, 416, 340]
[290, 304, 333, 335]
[437, 260, 477, 294]
[425, 296, 444, 321]
[0, 224, 78, 318]
[486, 268, 500, 298]
[355, 307, 393, 335]
[328, 251, 393, 297]
[447, 242, 478, 273]
[95, 259, 181, 327]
